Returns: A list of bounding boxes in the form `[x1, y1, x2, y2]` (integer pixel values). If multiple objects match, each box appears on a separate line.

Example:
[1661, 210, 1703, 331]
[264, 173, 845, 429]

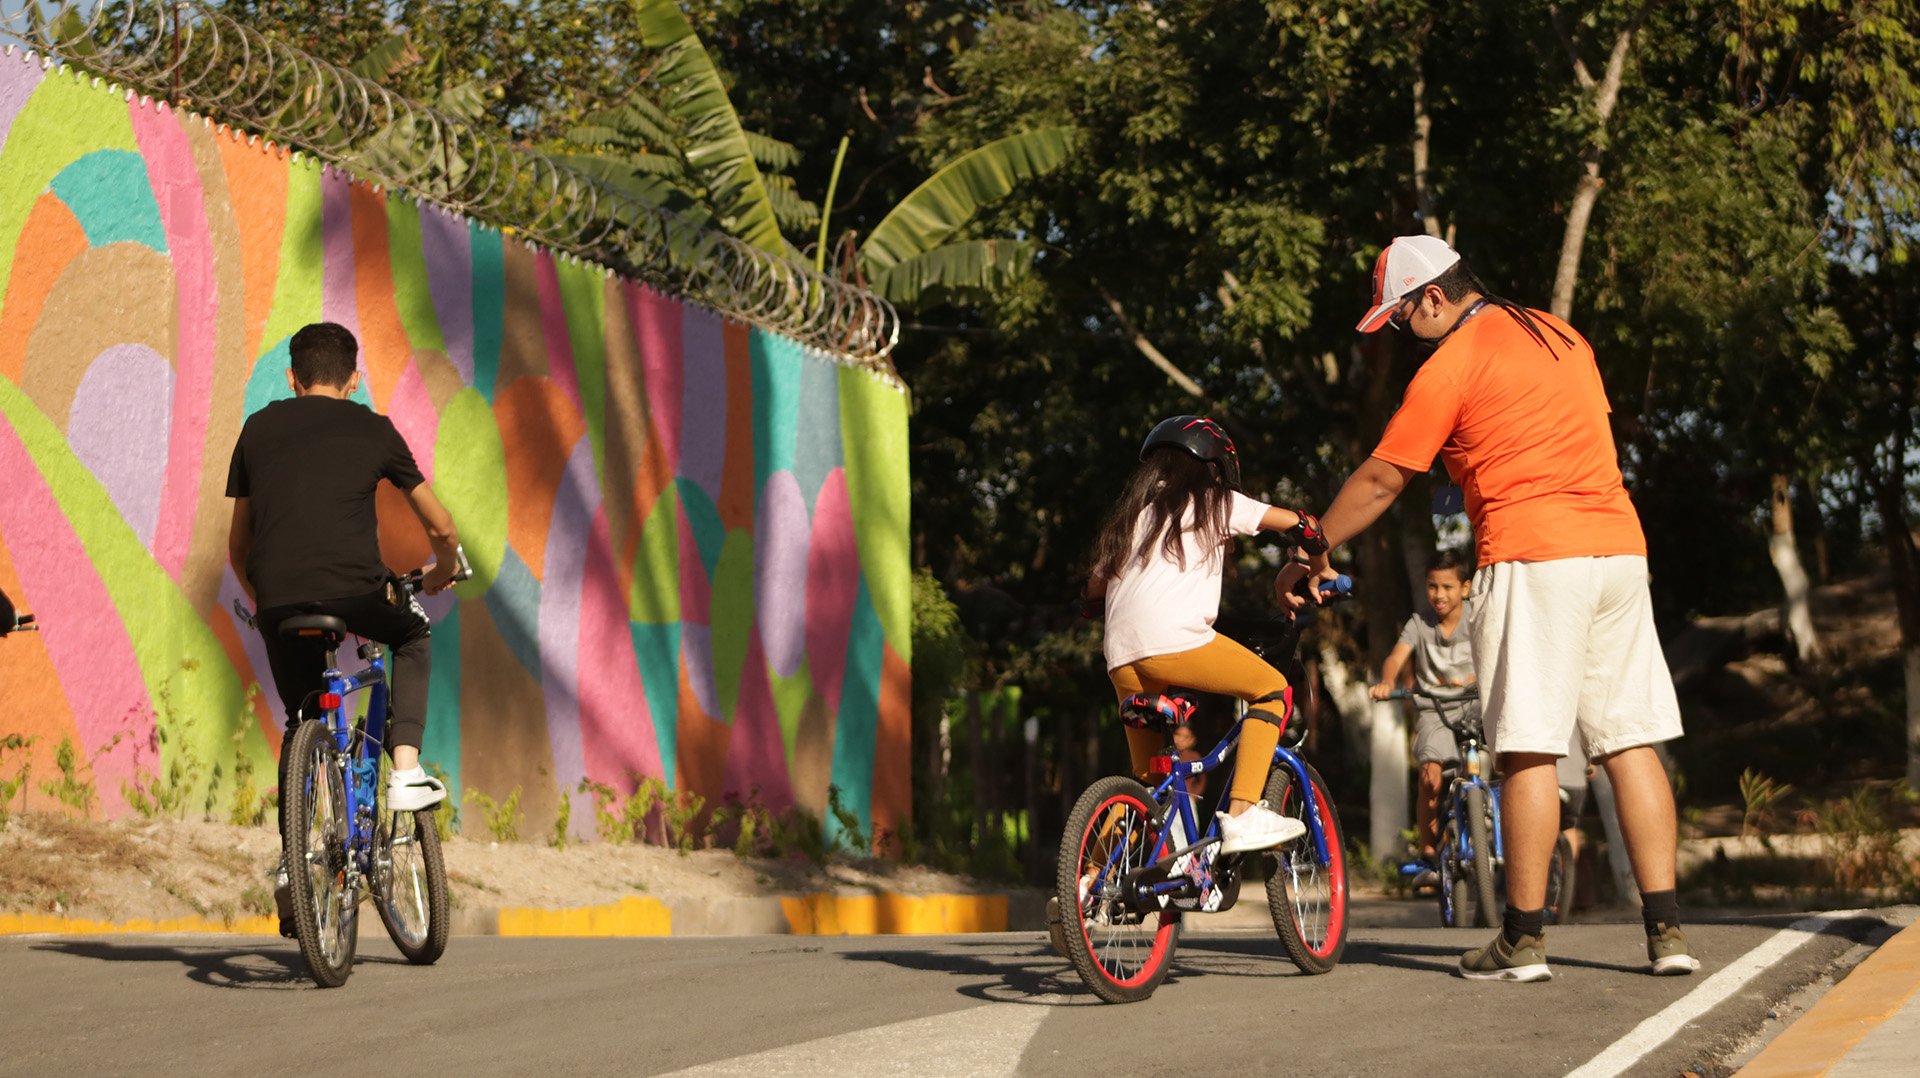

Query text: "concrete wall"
[0, 52, 911, 840]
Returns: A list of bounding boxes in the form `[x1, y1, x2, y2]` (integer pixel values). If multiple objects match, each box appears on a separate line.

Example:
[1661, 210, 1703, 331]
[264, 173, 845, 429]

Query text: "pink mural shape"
[534, 253, 580, 408]
[0, 422, 149, 811]
[628, 285, 682, 474]
[67, 344, 172, 549]
[536, 437, 598, 795]
[805, 468, 858, 716]
[755, 470, 810, 678]
[387, 359, 438, 480]
[577, 503, 664, 786]
[130, 100, 216, 581]
[0, 55, 42, 154]
[722, 630, 795, 811]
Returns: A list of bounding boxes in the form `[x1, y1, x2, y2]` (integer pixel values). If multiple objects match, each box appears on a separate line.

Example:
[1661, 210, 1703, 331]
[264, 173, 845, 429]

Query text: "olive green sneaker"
[1459, 930, 1552, 982]
[1647, 923, 1701, 975]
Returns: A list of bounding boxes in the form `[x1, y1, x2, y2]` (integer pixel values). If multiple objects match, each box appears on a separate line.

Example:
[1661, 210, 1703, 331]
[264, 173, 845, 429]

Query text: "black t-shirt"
[226, 396, 424, 609]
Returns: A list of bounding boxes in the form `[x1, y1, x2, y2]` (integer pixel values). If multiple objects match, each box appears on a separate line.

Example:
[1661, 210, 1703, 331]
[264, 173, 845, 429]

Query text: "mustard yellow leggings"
[1109, 634, 1291, 807]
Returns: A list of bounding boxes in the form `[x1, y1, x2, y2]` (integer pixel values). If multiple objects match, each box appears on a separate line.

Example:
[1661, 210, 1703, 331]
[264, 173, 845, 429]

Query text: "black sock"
[1503, 906, 1545, 944]
[1640, 889, 1680, 934]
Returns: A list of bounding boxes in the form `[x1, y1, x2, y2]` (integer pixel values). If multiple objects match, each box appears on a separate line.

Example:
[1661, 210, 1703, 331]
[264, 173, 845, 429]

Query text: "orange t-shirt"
[1371, 305, 1645, 565]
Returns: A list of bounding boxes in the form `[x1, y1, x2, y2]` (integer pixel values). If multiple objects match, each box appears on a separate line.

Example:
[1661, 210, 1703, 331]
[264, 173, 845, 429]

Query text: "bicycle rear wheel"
[1263, 761, 1348, 973]
[283, 719, 358, 987]
[1058, 776, 1180, 1003]
[1466, 785, 1498, 929]
[375, 805, 448, 964]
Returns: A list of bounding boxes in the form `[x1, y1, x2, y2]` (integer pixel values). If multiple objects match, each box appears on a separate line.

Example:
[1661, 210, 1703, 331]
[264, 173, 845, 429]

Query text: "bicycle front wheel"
[1058, 775, 1180, 1004]
[1438, 819, 1469, 928]
[1263, 760, 1348, 974]
[375, 806, 449, 964]
[283, 719, 358, 987]
[1466, 785, 1498, 929]
[1545, 832, 1576, 925]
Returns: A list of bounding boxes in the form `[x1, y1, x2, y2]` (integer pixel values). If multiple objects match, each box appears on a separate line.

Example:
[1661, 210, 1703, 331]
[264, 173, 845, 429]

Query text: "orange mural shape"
[213, 130, 287, 361]
[494, 376, 589, 581]
[0, 193, 90, 384]
[348, 183, 410, 410]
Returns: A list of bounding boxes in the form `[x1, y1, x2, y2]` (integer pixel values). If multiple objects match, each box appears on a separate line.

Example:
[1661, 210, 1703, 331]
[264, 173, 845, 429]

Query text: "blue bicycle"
[1054, 578, 1351, 1004]
[1393, 686, 1573, 928]
[238, 564, 465, 987]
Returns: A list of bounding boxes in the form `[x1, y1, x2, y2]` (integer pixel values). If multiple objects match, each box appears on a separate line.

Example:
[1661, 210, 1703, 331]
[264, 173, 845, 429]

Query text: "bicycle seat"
[279, 615, 348, 641]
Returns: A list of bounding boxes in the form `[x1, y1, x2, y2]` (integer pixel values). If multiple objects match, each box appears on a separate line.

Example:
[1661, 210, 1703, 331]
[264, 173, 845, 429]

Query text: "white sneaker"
[1217, 801, 1306, 854]
[387, 766, 447, 812]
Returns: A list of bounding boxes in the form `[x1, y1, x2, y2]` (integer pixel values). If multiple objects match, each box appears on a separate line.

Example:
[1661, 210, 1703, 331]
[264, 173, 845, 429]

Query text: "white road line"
[1566, 910, 1866, 1078]
[658, 999, 1060, 1077]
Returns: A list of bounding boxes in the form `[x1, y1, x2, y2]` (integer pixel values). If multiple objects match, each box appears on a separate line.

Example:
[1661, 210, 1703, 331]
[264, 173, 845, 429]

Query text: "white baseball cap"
[1356, 235, 1462, 333]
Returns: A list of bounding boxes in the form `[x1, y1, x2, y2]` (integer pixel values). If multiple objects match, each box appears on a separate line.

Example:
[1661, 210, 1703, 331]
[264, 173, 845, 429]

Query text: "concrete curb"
[0, 890, 1050, 939]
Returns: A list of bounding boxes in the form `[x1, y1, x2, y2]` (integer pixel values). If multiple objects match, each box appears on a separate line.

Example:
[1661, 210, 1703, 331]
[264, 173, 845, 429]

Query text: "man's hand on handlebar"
[420, 544, 474, 596]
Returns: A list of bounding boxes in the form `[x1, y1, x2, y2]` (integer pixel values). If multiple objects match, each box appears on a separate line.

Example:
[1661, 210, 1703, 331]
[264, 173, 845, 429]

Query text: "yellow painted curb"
[1737, 920, 1920, 1077]
[0, 912, 278, 936]
[780, 893, 1008, 935]
[495, 896, 672, 937]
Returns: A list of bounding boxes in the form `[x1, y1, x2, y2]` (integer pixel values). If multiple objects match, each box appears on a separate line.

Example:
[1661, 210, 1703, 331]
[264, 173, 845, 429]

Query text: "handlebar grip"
[1318, 574, 1353, 596]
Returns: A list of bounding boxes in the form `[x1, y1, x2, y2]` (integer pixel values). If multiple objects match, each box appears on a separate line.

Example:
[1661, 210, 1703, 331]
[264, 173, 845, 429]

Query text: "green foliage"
[1811, 785, 1914, 897]
[466, 786, 524, 843]
[38, 737, 96, 817]
[664, 787, 709, 853]
[120, 683, 209, 821]
[825, 784, 869, 856]
[551, 790, 572, 849]
[1738, 769, 1793, 839]
[579, 774, 667, 844]
[426, 762, 459, 840]
[0, 733, 34, 829]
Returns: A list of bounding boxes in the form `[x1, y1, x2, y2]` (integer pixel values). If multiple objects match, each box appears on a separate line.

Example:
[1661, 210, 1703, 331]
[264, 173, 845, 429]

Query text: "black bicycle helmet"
[1141, 415, 1241, 490]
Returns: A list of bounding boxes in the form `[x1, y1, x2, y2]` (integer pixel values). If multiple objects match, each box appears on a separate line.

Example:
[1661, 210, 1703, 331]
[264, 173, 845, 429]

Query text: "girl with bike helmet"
[1085, 416, 1327, 853]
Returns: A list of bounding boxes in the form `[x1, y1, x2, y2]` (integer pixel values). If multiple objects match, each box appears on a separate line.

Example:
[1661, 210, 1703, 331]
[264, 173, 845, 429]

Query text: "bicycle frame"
[1096, 717, 1330, 910]
[312, 641, 393, 883]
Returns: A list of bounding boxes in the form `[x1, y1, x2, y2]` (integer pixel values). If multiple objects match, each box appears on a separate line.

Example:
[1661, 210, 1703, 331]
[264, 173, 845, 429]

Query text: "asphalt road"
[0, 912, 1897, 1077]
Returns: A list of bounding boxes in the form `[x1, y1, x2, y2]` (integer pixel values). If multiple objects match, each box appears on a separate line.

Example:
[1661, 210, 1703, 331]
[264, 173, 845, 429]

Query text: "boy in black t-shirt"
[226, 322, 463, 834]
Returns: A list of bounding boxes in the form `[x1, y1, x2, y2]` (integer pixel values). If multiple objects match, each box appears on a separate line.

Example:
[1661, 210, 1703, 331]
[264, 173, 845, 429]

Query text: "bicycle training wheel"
[1438, 820, 1469, 928]
[1262, 761, 1348, 974]
[282, 719, 359, 987]
[1058, 775, 1180, 1003]
[374, 804, 449, 965]
[1545, 833, 1576, 925]
[1465, 785, 1498, 929]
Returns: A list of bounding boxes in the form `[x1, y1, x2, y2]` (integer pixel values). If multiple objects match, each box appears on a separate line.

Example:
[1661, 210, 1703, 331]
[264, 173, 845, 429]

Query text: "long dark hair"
[1089, 447, 1233, 584]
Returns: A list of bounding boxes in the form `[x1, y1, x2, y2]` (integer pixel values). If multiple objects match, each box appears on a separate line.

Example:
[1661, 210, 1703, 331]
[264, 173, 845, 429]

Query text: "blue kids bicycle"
[1054, 578, 1352, 1004]
[238, 564, 465, 988]
[1393, 686, 1574, 929]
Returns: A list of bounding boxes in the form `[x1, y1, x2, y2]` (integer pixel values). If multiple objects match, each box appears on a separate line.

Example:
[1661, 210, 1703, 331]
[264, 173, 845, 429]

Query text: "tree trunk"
[1868, 456, 1920, 789]
[1548, 8, 1645, 320]
[1367, 697, 1410, 866]
[1768, 473, 1820, 665]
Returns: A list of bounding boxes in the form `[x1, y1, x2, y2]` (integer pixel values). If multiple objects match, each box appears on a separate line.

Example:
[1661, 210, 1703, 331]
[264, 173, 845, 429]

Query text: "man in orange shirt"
[1278, 235, 1698, 982]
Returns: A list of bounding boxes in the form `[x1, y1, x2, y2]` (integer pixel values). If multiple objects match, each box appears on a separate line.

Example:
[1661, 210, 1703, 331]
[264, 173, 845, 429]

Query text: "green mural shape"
[0, 377, 274, 806]
[555, 257, 608, 476]
[630, 482, 681, 624]
[769, 663, 813, 766]
[0, 70, 140, 325]
[709, 527, 756, 720]
[432, 387, 507, 592]
[837, 368, 912, 660]
[254, 162, 322, 360]
[385, 198, 447, 353]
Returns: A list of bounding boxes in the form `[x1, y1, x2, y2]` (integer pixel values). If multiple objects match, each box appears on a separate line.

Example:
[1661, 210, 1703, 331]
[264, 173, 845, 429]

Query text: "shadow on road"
[30, 939, 407, 990]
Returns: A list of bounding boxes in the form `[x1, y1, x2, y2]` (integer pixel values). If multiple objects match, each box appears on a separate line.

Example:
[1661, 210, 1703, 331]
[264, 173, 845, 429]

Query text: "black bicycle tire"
[1263, 761, 1348, 974]
[375, 807, 450, 964]
[1058, 775, 1181, 1004]
[282, 719, 358, 987]
[1438, 818, 1468, 928]
[1466, 785, 1498, 929]
[1546, 833, 1576, 925]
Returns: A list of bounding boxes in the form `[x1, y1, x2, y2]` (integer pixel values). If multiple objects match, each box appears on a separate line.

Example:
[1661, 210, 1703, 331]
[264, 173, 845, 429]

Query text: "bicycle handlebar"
[4, 612, 36, 634]
[1386, 686, 1479, 703]
[231, 546, 475, 630]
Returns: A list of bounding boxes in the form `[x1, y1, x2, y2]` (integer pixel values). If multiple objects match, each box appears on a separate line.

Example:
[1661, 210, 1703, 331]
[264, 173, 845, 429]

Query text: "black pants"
[257, 584, 433, 752]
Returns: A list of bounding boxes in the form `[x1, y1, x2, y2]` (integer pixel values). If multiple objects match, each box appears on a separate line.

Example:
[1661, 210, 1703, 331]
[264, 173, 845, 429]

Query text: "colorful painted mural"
[0, 51, 912, 841]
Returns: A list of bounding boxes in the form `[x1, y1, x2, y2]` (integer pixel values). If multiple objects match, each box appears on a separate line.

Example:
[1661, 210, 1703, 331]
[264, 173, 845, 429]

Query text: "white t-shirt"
[1102, 490, 1272, 670]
